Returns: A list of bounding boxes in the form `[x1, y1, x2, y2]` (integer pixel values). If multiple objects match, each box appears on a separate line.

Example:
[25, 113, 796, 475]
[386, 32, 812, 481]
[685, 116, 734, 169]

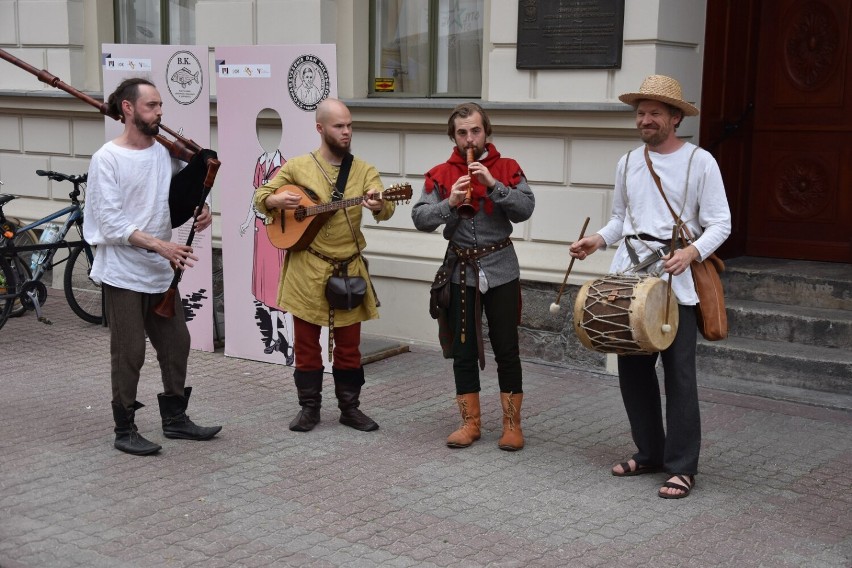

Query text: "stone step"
[722, 257, 852, 311]
[727, 299, 852, 349]
[696, 335, 852, 396]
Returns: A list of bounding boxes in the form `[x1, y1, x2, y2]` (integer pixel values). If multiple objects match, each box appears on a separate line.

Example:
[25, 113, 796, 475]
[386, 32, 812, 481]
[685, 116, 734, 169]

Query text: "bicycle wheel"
[10, 225, 37, 317]
[64, 244, 103, 324]
[0, 255, 16, 330]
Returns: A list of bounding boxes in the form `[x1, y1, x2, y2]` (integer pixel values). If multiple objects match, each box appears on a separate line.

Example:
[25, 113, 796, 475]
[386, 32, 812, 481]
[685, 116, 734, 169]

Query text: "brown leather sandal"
[611, 460, 663, 477]
[658, 474, 695, 499]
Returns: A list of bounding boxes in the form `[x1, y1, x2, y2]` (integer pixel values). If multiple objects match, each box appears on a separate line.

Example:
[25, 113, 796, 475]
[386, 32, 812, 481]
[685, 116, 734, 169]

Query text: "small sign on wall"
[374, 77, 395, 92]
[516, 0, 625, 69]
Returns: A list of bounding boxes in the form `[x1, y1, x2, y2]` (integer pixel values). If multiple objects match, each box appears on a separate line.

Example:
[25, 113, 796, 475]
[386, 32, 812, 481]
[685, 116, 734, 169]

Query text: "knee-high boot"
[498, 392, 524, 451]
[157, 387, 222, 440]
[290, 369, 323, 432]
[446, 393, 481, 448]
[333, 367, 379, 432]
[112, 401, 161, 456]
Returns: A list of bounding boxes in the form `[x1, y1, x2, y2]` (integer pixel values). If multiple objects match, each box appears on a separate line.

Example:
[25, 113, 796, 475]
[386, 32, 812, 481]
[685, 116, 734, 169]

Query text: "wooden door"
[747, 0, 852, 262]
[701, 0, 852, 263]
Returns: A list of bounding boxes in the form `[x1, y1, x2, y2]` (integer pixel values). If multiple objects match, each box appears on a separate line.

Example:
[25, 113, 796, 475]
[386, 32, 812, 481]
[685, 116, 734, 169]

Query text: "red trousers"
[293, 316, 361, 371]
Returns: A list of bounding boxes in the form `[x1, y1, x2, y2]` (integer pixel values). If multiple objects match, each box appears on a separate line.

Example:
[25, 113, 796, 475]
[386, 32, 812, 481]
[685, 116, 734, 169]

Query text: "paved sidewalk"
[1, 294, 850, 568]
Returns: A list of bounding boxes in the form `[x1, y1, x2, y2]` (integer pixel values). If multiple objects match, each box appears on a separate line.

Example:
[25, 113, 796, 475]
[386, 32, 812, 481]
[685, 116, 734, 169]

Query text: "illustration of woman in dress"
[239, 149, 295, 365]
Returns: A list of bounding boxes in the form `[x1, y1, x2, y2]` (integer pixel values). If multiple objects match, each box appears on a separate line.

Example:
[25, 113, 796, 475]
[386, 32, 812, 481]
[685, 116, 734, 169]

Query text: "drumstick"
[550, 217, 591, 314]
[662, 224, 678, 333]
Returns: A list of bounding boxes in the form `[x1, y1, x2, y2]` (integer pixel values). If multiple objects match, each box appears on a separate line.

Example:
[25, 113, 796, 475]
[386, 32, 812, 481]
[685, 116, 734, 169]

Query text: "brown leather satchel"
[644, 146, 728, 340]
[689, 252, 728, 340]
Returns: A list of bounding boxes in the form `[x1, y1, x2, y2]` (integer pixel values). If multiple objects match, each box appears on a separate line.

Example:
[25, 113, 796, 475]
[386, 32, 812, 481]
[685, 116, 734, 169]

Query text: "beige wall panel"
[529, 187, 609, 243]
[0, 116, 21, 151]
[536, 71, 610, 103]
[23, 117, 71, 154]
[357, 131, 401, 175]
[570, 139, 636, 186]
[0, 49, 48, 90]
[50, 156, 90, 183]
[623, 0, 660, 39]
[19, 1, 81, 45]
[363, 197, 416, 232]
[362, 277, 436, 345]
[0, 0, 18, 44]
[659, 0, 707, 45]
[46, 48, 84, 85]
[487, 48, 530, 101]
[257, 0, 321, 44]
[0, 153, 51, 198]
[495, 136, 564, 184]
[196, 1, 255, 47]
[404, 133, 454, 179]
[489, 0, 518, 44]
[72, 118, 104, 156]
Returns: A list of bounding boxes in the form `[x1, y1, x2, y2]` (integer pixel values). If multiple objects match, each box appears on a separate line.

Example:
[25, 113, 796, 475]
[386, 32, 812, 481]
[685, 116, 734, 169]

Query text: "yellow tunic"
[253, 153, 395, 328]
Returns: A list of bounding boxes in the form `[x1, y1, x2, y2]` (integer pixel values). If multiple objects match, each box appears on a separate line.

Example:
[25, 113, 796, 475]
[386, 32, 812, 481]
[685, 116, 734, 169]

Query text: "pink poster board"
[215, 45, 337, 368]
[100, 44, 215, 352]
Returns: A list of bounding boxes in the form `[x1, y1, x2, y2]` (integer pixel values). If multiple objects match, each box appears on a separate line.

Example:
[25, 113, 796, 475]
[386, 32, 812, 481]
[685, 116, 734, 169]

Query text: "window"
[115, 0, 197, 45]
[370, 0, 483, 97]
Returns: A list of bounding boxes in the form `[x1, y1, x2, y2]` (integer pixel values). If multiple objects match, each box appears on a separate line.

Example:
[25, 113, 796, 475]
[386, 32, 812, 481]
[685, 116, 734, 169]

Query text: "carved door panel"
[747, 0, 852, 262]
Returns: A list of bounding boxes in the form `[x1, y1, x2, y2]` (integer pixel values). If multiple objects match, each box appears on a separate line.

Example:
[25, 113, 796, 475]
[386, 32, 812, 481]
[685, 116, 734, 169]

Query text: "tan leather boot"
[498, 392, 524, 451]
[446, 393, 481, 448]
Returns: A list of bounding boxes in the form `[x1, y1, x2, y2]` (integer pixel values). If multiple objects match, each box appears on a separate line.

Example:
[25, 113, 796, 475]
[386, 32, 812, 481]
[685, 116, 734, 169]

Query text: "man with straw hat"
[569, 75, 731, 498]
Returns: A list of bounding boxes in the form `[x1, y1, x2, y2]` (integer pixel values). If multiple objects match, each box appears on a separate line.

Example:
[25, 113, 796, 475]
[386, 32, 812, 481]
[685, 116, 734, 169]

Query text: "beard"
[134, 115, 160, 137]
[323, 132, 351, 158]
[639, 126, 668, 147]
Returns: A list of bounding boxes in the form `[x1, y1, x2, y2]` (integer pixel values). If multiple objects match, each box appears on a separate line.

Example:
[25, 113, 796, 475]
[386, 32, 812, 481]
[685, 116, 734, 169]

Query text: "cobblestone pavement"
[1, 295, 850, 568]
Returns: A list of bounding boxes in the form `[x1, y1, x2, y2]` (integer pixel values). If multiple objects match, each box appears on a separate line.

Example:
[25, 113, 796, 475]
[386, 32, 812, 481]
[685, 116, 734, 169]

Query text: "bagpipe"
[0, 48, 220, 318]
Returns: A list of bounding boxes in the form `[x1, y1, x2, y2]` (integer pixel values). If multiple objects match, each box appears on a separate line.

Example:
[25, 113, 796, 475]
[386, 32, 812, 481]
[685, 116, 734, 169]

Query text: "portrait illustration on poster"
[288, 55, 330, 111]
[239, 150, 295, 365]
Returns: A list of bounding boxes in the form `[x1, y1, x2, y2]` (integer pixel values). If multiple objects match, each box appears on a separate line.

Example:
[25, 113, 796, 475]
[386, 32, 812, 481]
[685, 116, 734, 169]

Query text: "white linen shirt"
[84, 141, 179, 293]
[597, 143, 732, 305]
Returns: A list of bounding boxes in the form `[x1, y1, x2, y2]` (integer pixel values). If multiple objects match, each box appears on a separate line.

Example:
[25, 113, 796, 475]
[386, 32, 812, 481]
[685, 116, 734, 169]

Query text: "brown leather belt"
[449, 237, 513, 370]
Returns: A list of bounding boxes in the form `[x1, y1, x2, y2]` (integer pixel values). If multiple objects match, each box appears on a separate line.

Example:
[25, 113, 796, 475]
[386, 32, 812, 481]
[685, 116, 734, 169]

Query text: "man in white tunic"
[570, 75, 731, 498]
[85, 78, 221, 455]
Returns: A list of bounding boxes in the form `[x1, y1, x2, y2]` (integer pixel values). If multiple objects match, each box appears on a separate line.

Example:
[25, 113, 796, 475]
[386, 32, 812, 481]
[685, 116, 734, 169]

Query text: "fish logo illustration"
[166, 50, 203, 105]
[170, 67, 200, 88]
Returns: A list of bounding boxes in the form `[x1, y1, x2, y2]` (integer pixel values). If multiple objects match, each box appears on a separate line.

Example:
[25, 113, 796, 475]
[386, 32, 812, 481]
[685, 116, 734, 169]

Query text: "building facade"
[0, 0, 713, 370]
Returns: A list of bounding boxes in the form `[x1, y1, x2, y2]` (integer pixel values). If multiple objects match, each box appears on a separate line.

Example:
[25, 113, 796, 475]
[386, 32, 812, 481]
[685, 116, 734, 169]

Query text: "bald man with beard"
[254, 98, 396, 433]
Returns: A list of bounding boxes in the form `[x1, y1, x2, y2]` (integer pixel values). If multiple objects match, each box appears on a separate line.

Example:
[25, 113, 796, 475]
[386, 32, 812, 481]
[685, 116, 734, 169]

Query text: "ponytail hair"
[107, 77, 155, 120]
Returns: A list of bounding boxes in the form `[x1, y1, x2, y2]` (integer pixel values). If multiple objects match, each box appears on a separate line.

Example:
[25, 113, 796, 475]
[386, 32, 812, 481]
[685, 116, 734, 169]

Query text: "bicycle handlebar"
[36, 170, 87, 184]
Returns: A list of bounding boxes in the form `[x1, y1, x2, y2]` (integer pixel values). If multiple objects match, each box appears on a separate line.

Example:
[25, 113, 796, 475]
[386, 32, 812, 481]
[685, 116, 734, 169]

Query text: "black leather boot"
[333, 367, 379, 432]
[157, 387, 222, 440]
[289, 369, 323, 432]
[112, 401, 162, 456]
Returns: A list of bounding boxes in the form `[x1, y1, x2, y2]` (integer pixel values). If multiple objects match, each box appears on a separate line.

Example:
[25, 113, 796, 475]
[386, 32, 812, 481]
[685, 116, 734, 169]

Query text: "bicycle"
[0, 170, 102, 330]
[0, 180, 39, 319]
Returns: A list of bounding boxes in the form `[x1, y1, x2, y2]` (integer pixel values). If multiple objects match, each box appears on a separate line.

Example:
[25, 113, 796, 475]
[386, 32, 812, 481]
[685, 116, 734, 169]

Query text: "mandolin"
[266, 183, 412, 250]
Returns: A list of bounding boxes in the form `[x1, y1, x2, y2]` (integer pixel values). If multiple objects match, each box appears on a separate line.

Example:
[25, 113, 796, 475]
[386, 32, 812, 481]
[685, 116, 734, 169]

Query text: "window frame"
[368, 0, 483, 99]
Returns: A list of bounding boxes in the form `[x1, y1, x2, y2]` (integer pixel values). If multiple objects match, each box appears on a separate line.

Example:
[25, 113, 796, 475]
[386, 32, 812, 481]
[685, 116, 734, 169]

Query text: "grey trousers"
[616, 304, 700, 475]
[103, 284, 189, 411]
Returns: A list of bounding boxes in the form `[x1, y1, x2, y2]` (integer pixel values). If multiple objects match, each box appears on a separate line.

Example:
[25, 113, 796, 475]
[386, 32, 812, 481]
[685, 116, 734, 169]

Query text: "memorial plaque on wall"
[517, 0, 625, 69]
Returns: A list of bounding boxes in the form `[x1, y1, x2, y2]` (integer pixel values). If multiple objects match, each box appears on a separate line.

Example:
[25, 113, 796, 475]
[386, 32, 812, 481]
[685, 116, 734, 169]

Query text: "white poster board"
[215, 45, 337, 368]
[101, 44, 215, 352]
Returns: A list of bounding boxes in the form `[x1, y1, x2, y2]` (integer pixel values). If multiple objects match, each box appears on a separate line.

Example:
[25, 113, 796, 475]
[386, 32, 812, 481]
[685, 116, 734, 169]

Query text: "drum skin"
[573, 275, 679, 355]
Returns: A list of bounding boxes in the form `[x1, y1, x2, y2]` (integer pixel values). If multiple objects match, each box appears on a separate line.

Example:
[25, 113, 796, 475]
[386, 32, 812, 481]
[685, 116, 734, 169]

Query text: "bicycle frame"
[5, 203, 86, 281]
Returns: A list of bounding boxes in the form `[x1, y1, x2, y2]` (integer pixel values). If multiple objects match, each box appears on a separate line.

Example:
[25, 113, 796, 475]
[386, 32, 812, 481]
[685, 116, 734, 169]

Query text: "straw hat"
[619, 75, 699, 116]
